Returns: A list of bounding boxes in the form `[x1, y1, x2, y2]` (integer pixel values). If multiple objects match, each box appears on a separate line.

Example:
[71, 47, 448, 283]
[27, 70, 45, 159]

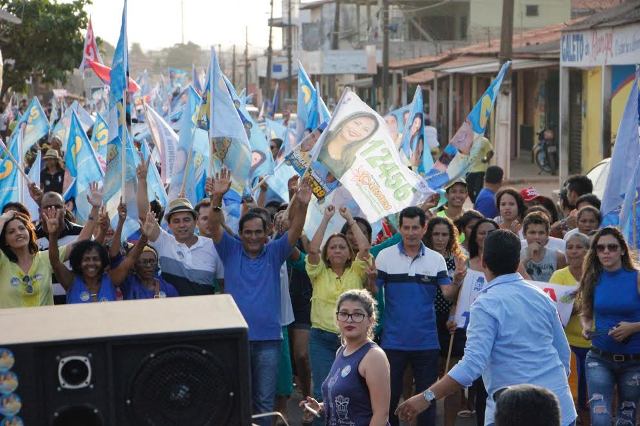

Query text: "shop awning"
[404, 70, 435, 84]
[436, 58, 557, 75]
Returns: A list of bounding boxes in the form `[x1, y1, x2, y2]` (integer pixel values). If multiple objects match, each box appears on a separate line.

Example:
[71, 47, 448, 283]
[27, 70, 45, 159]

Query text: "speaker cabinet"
[0, 295, 251, 425]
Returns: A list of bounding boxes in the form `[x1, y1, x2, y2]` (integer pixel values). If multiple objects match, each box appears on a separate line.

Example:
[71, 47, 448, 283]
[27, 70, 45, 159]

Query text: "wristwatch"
[422, 389, 436, 403]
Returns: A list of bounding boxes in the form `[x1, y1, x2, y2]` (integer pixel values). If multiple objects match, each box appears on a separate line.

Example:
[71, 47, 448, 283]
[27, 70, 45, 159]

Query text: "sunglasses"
[595, 244, 620, 253]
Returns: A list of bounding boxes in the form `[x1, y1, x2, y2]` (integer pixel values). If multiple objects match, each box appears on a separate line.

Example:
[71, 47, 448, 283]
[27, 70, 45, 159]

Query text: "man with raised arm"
[206, 168, 312, 425]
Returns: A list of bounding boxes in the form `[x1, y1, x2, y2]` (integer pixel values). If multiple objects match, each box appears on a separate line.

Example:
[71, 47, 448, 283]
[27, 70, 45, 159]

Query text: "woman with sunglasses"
[578, 227, 640, 426]
[301, 289, 390, 425]
[45, 209, 150, 303]
[0, 205, 98, 308]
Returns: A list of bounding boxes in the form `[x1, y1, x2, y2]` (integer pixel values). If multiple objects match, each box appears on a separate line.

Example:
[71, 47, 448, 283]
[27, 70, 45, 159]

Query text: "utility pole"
[287, 0, 293, 99]
[495, 0, 514, 179]
[245, 26, 249, 94]
[232, 44, 237, 87]
[329, 0, 340, 102]
[381, 0, 389, 113]
[265, 0, 274, 101]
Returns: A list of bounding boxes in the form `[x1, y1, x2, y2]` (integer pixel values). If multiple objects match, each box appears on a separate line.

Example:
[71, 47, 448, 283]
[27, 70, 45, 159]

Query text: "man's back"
[453, 274, 575, 425]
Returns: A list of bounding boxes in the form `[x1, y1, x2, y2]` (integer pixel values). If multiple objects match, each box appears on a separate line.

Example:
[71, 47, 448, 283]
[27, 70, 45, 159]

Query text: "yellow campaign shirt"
[306, 256, 369, 334]
[0, 246, 67, 309]
[468, 137, 493, 173]
[549, 267, 591, 348]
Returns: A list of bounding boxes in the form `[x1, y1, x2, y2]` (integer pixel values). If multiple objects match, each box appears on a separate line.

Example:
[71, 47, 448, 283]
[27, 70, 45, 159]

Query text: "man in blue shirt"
[207, 168, 312, 425]
[376, 206, 458, 426]
[474, 165, 502, 219]
[396, 229, 576, 426]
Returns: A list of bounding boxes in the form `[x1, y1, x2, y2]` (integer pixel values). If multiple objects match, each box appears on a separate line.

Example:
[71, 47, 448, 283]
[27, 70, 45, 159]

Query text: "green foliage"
[0, 0, 91, 94]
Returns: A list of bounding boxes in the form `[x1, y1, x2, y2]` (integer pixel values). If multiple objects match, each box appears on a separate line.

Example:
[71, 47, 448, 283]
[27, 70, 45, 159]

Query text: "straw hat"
[43, 149, 61, 160]
[164, 198, 197, 220]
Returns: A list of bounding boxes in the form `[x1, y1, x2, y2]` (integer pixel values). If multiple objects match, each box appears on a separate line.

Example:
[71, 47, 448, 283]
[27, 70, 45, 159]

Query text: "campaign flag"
[602, 69, 640, 222]
[79, 17, 104, 71]
[192, 64, 203, 95]
[71, 101, 94, 130]
[296, 62, 330, 142]
[263, 161, 297, 203]
[310, 89, 432, 221]
[87, 60, 140, 95]
[24, 150, 41, 221]
[64, 111, 104, 222]
[528, 281, 578, 327]
[399, 86, 432, 173]
[144, 103, 179, 184]
[15, 97, 49, 159]
[207, 48, 252, 193]
[109, 0, 129, 144]
[453, 269, 488, 329]
[90, 113, 109, 171]
[425, 61, 511, 190]
[269, 82, 280, 118]
[0, 137, 20, 210]
[169, 67, 188, 90]
[139, 140, 169, 209]
[265, 118, 294, 160]
[53, 102, 94, 152]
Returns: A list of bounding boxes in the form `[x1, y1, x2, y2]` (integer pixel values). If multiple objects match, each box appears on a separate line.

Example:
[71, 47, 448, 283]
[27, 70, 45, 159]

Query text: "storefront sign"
[561, 23, 640, 66]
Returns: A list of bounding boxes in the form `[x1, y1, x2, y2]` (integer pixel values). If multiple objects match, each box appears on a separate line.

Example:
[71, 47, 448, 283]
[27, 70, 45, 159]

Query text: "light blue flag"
[0, 138, 21, 210]
[24, 149, 41, 220]
[208, 47, 252, 193]
[140, 140, 168, 209]
[425, 61, 510, 190]
[296, 62, 330, 142]
[16, 97, 49, 159]
[619, 154, 640, 248]
[399, 86, 431, 171]
[53, 105, 93, 151]
[90, 113, 109, 170]
[602, 70, 640, 218]
[143, 104, 179, 185]
[64, 111, 104, 222]
[70, 101, 94, 130]
[265, 118, 294, 158]
[192, 64, 203, 95]
[263, 161, 297, 203]
[109, 0, 128, 144]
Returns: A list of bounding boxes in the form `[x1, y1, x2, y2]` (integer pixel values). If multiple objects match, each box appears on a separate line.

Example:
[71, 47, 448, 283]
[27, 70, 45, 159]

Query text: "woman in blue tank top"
[578, 227, 640, 426]
[301, 289, 390, 425]
[44, 207, 148, 303]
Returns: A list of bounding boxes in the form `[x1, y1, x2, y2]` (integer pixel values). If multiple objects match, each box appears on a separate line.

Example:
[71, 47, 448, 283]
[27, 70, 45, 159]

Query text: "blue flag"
[64, 111, 104, 222]
[0, 138, 20, 210]
[425, 61, 510, 189]
[602, 69, 640, 219]
[207, 48, 252, 193]
[16, 97, 50, 159]
[90, 113, 109, 170]
[109, 0, 128, 144]
[296, 62, 330, 142]
[140, 140, 168, 210]
[399, 86, 432, 172]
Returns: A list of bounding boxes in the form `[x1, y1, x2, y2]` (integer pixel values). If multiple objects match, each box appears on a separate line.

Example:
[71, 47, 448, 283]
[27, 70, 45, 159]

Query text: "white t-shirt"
[521, 236, 566, 253]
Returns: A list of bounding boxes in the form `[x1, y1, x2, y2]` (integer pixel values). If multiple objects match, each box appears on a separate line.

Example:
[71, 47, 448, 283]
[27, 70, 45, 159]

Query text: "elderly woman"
[549, 232, 591, 422]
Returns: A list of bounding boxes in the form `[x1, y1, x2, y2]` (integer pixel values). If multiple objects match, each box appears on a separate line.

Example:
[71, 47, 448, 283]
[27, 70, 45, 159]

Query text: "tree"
[0, 0, 90, 95]
[163, 42, 204, 70]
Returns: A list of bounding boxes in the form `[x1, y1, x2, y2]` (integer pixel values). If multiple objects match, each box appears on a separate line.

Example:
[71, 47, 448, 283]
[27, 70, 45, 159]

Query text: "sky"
[87, 0, 284, 51]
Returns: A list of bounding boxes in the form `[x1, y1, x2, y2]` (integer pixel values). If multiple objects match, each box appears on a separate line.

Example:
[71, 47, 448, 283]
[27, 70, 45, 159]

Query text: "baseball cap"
[520, 187, 542, 202]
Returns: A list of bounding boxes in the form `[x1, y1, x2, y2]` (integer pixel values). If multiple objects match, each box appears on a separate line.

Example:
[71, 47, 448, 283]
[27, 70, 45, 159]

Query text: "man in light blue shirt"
[396, 229, 577, 426]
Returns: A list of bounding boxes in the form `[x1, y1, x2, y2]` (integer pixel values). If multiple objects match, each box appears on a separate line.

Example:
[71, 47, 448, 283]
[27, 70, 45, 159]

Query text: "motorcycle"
[533, 128, 557, 175]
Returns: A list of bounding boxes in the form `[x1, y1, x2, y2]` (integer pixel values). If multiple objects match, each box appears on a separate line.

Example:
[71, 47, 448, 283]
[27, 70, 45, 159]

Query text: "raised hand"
[339, 206, 353, 222]
[0, 210, 16, 223]
[136, 153, 150, 181]
[287, 175, 299, 194]
[87, 182, 103, 208]
[259, 178, 268, 192]
[43, 206, 61, 236]
[453, 255, 467, 284]
[28, 182, 44, 205]
[296, 177, 312, 205]
[140, 211, 159, 239]
[117, 201, 127, 222]
[211, 168, 232, 197]
[323, 204, 336, 220]
[97, 206, 110, 234]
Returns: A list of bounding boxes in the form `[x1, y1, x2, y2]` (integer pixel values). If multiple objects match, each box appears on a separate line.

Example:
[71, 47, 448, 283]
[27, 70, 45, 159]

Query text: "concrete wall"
[468, 0, 570, 42]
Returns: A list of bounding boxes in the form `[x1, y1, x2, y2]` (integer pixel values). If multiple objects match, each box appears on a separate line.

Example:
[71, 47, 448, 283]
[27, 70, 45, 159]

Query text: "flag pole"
[121, 90, 126, 198]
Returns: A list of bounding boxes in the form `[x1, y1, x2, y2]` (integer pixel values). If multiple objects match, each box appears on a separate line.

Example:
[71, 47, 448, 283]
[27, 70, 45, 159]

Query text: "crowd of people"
[1, 97, 640, 426]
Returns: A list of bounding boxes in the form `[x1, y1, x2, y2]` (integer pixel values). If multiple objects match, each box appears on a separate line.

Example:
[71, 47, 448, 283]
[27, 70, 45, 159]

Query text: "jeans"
[571, 345, 589, 410]
[309, 328, 341, 425]
[386, 348, 439, 426]
[585, 349, 640, 426]
[250, 340, 281, 426]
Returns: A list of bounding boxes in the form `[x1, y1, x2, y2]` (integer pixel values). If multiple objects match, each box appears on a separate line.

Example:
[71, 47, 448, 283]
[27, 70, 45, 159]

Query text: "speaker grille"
[126, 345, 233, 425]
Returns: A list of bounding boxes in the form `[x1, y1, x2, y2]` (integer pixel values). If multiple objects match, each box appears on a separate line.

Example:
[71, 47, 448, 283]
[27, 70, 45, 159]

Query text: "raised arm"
[109, 202, 127, 258]
[257, 178, 268, 207]
[44, 207, 74, 290]
[307, 205, 335, 265]
[109, 233, 149, 286]
[94, 206, 109, 245]
[206, 168, 232, 244]
[0, 211, 16, 236]
[136, 154, 151, 221]
[287, 177, 311, 247]
[74, 182, 103, 244]
[340, 207, 370, 260]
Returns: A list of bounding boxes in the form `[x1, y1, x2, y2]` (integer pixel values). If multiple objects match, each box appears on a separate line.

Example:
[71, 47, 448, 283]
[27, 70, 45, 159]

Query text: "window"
[526, 5, 539, 17]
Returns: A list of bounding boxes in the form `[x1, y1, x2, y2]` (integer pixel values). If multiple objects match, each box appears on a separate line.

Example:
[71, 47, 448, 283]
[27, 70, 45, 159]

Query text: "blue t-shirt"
[593, 268, 640, 354]
[122, 274, 179, 300]
[474, 187, 497, 219]
[214, 231, 292, 341]
[66, 274, 118, 304]
[376, 242, 451, 350]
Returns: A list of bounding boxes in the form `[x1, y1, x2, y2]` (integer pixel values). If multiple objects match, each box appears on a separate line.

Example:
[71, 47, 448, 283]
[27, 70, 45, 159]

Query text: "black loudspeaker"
[0, 295, 251, 425]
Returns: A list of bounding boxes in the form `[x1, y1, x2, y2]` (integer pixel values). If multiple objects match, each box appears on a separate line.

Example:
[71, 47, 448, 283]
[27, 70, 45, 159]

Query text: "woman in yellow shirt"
[305, 204, 372, 416]
[549, 232, 591, 421]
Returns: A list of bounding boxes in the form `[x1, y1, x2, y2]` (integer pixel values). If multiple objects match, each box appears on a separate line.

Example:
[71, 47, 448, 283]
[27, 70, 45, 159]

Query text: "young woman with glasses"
[301, 289, 390, 425]
[578, 227, 640, 425]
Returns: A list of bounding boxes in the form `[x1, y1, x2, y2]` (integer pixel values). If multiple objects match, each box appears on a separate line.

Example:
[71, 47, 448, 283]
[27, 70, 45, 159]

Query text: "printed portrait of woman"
[408, 112, 423, 167]
[450, 118, 474, 155]
[384, 113, 399, 146]
[317, 111, 379, 178]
